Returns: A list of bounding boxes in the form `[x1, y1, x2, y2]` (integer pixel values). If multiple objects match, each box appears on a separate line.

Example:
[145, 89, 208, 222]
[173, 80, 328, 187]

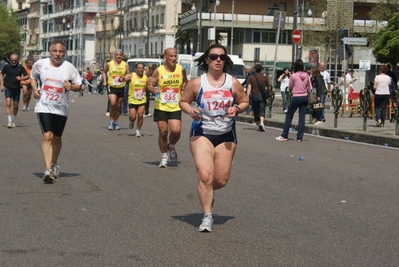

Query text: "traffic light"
[338, 29, 349, 45]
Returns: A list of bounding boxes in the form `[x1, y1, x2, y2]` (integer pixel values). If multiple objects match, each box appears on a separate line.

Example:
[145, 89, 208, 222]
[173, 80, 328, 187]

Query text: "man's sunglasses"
[208, 54, 227, 61]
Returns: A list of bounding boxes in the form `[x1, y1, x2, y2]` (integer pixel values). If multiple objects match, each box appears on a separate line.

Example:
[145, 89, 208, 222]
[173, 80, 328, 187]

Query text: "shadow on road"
[172, 213, 235, 228]
[32, 172, 81, 179]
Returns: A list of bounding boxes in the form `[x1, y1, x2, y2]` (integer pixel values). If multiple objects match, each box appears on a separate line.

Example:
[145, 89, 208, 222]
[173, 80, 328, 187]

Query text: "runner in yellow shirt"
[102, 49, 131, 130]
[128, 62, 147, 137]
[147, 48, 188, 167]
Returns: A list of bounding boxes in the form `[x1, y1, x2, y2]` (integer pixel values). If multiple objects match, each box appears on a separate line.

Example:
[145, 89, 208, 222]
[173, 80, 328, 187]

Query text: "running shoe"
[136, 129, 141, 137]
[43, 168, 55, 183]
[108, 121, 114, 130]
[22, 106, 27, 111]
[105, 112, 110, 116]
[129, 120, 134, 129]
[7, 122, 12, 128]
[168, 143, 178, 162]
[158, 157, 168, 168]
[198, 214, 213, 232]
[114, 122, 120, 130]
[258, 123, 265, 132]
[144, 113, 152, 117]
[27, 107, 30, 111]
[295, 138, 303, 142]
[275, 136, 288, 141]
[52, 164, 60, 179]
[11, 122, 15, 128]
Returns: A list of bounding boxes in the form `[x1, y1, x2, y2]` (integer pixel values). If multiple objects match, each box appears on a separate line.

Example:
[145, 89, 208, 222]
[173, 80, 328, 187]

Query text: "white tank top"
[195, 73, 235, 135]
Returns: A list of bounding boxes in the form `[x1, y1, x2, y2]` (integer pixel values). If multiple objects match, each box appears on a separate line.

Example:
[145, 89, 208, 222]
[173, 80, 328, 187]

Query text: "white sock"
[204, 213, 212, 218]
[168, 143, 175, 150]
[161, 152, 168, 159]
[7, 115, 12, 122]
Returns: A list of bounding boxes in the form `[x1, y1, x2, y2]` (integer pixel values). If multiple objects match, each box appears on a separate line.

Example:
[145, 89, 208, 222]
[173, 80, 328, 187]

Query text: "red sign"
[292, 29, 301, 44]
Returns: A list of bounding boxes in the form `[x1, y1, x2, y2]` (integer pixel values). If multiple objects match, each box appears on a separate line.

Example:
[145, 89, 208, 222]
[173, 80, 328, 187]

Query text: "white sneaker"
[105, 112, 110, 116]
[43, 168, 55, 183]
[158, 157, 168, 168]
[258, 123, 265, 132]
[314, 121, 323, 125]
[52, 164, 60, 179]
[22, 106, 27, 111]
[27, 106, 30, 111]
[168, 144, 178, 162]
[199, 215, 213, 232]
[275, 136, 288, 141]
[284, 109, 287, 114]
[135, 129, 141, 137]
[7, 122, 12, 128]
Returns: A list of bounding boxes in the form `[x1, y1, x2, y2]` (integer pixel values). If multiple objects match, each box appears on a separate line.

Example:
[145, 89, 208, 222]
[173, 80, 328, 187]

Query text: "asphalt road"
[1, 92, 399, 267]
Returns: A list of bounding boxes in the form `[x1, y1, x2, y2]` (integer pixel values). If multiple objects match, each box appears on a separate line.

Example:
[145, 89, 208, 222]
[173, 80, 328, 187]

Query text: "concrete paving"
[237, 94, 399, 148]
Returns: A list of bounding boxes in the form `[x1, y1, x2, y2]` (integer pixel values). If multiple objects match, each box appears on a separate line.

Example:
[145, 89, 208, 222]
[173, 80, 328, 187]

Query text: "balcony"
[155, 0, 166, 6]
[27, 11, 39, 18]
[96, 30, 115, 38]
[139, 0, 148, 10]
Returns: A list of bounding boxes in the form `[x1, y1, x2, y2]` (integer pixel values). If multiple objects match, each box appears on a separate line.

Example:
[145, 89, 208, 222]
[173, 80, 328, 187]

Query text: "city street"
[1, 93, 399, 267]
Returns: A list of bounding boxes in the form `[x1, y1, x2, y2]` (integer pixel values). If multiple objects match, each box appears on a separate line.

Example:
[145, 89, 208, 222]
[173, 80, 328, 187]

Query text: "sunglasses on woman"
[208, 54, 227, 61]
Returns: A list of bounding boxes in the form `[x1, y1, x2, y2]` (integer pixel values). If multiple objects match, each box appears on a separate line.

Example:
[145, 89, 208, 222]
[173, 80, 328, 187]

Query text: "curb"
[236, 115, 399, 148]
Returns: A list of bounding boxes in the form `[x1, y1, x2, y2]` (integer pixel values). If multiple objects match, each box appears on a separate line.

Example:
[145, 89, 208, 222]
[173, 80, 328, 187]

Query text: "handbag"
[313, 103, 324, 110]
[308, 91, 318, 105]
[254, 74, 270, 101]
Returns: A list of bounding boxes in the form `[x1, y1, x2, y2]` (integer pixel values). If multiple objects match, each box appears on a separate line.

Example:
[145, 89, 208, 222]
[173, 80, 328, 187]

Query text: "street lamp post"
[197, 0, 203, 52]
[299, 1, 312, 47]
[213, 0, 220, 43]
[292, 0, 298, 64]
[230, 0, 234, 54]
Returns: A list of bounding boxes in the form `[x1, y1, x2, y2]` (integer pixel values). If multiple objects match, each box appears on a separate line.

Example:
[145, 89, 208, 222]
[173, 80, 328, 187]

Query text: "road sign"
[342, 37, 367, 46]
[292, 29, 301, 44]
[273, 11, 287, 30]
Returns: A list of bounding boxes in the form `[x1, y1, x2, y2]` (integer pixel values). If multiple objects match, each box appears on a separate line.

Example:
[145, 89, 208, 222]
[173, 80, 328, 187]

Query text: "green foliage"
[0, 5, 21, 60]
[373, 12, 399, 65]
[369, 0, 399, 22]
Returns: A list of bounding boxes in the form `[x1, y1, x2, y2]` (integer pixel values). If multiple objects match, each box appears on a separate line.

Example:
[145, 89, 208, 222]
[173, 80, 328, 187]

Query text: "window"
[252, 30, 293, 44]
[267, 3, 286, 15]
[253, 31, 261, 43]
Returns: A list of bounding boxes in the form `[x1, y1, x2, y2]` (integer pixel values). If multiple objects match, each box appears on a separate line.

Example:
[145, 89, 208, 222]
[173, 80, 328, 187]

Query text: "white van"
[177, 54, 195, 80]
[127, 58, 164, 72]
[186, 53, 246, 83]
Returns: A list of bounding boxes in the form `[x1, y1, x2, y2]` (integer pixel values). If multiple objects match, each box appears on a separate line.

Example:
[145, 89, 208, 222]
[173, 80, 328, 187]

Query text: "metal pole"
[272, 11, 282, 89]
[198, 0, 203, 52]
[146, 0, 150, 57]
[213, 0, 219, 43]
[230, 0, 234, 54]
[174, 0, 178, 47]
[292, 0, 298, 65]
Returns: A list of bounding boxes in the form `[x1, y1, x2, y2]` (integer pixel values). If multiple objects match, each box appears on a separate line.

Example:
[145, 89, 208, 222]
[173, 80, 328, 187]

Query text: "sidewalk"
[237, 96, 399, 148]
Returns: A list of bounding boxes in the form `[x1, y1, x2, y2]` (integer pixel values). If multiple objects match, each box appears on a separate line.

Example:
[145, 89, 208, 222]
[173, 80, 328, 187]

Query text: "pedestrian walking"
[276, 59, 311, 142]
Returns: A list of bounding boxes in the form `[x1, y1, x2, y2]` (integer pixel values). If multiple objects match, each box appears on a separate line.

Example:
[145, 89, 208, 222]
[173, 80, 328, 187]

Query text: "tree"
[372, 12, 399, 65]
[369, 0, 399, 22]
[0, 5, 21, 61]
